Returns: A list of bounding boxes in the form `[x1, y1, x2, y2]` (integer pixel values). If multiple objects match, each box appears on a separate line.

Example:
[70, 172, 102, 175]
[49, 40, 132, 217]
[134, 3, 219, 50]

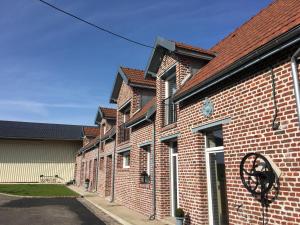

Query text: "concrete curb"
[84, 197, 133, 225]
[0, 192, 78, 198]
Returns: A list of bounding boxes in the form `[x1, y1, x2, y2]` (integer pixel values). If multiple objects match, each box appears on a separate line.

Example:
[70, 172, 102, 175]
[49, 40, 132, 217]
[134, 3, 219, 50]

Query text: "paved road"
[0, 194, 120, 225]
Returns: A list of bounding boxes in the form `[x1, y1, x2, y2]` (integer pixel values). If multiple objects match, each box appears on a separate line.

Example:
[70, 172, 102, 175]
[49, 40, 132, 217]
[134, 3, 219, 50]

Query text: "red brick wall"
[154, 52, 205, 218]
[112, 79, 155, 216]
[97, 136, 115, 197]
[115, 122, 154, 217]
[75, 148, 98, 191]
[175, 48, 300, 224]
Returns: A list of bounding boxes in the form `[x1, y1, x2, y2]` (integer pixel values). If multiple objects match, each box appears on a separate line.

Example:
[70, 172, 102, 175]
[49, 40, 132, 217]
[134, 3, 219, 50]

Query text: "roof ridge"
[174, 41, 216, 55]
[210, 0, 281, 52]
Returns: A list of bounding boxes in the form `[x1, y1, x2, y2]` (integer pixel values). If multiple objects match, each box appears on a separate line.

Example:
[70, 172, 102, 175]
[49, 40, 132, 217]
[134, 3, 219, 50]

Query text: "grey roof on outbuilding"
[0, 120, 84, 141]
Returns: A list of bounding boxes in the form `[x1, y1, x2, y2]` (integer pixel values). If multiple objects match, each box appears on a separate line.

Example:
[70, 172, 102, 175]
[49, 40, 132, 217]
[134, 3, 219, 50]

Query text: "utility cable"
[36, 0, 154, 49]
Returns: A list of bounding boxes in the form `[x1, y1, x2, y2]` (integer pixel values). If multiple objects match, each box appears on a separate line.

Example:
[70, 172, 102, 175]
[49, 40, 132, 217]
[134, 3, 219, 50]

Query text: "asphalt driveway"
[0, 194, 120, 225]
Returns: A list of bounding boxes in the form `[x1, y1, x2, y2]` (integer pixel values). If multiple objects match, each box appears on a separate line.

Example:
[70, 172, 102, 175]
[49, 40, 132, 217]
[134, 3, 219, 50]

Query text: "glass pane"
[172, 142, 178, 153]
[168, 76, 177, 96]
[206, 128, 223, 148]
[209, 152, 228, 225]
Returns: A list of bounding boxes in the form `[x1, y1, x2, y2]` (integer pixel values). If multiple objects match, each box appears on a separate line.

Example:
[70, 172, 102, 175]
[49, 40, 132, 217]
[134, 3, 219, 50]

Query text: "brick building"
[75, 0, 300, 224]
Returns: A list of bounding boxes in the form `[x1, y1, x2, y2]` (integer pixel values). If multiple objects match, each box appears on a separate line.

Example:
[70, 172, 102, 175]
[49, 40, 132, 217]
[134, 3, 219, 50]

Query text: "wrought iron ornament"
[201, 98, 214, 117]
[240, 152, 280, 225]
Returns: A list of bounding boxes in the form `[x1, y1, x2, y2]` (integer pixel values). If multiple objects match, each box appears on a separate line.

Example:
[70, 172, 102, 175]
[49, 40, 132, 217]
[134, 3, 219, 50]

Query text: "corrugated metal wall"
[0, 139, 81, 183]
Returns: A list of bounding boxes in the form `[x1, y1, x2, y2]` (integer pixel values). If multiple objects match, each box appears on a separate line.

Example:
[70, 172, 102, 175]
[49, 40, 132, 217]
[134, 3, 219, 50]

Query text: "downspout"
[291, 47, 300, 127]
[110, 135, 116, 203]
[147, 117, 156, 220]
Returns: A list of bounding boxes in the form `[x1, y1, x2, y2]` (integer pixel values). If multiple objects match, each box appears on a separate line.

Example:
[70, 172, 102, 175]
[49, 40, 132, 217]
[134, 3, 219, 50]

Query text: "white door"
[205, 128, 229, 225]
[170, 141, 179, 216]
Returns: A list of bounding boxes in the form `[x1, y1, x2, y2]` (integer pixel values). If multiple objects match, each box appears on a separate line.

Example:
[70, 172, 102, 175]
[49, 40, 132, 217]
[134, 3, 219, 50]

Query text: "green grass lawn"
[0, 184, 79, 197]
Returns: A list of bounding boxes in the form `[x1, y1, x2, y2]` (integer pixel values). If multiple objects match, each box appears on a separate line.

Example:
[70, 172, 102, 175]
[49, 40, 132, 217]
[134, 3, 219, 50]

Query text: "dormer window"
[118, 103, 131, 143]
[163, 68, 177, 126]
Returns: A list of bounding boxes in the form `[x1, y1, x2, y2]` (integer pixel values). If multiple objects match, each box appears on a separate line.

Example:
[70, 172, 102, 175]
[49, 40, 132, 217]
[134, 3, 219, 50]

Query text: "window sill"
[161, 122, 177, 132]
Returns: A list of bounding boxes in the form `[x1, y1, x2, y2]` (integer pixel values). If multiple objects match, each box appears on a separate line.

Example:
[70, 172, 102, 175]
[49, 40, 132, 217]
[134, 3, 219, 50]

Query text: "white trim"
[122, 151, 130, 169]
[204, 134, 224, 225]
[118, 99, 131, 111]
[159, 63, 177, 78]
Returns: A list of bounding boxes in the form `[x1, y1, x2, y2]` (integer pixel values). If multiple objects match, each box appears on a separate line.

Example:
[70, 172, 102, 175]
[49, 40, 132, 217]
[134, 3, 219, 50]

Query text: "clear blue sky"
[0, 0, 272, 125]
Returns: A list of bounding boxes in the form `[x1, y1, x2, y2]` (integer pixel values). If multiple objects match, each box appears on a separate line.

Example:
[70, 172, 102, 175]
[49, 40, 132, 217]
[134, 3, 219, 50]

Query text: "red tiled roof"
[83, 126, 99, 137]
[126, 97, 156, 127]
[99, 107, 116, 119]
[81, 136, 100, 152]
[175, 42, 216, 56]
[176, 0, 300, 99]
[120, 67, 156, 88]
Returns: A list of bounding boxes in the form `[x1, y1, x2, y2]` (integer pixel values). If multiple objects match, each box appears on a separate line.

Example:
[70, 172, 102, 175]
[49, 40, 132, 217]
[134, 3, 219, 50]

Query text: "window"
[99, 157, 104, 170]
[164, 74, 177, 125]
[123, 151, 130, 168]
[140, 145, 151, 184]
[205, 127, 228, 225]
[123, 107, 130, 123]
[100, 141, 104, 151]
[118, 104, 130, 143]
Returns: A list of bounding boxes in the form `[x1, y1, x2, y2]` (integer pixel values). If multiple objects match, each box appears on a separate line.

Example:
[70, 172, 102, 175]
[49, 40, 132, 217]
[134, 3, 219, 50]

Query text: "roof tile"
[99, 107, 117, 119]
[83, 127, 99, 137]
[175, 42, 216, 56]
[121, 67, 156, 87]
[176, 0, 300, 99]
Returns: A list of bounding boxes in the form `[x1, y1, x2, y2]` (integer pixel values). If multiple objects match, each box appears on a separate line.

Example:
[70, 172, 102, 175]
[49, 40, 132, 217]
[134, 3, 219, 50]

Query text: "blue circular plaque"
[201, 98, 214, 117]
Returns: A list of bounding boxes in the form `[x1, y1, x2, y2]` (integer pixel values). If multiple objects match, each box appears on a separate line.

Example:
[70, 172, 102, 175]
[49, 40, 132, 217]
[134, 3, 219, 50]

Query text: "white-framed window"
[144, 145, 151, 176]
[123, 151, 130, 168]
[140, 145, 151, 184]
[164, 73, 177, 125]
[165, 73, 177, 99]
[204, 127, 229, 225]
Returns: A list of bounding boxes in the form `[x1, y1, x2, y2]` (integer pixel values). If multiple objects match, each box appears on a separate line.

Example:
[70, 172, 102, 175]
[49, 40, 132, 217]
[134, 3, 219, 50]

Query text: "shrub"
[175, 208, 185, 218]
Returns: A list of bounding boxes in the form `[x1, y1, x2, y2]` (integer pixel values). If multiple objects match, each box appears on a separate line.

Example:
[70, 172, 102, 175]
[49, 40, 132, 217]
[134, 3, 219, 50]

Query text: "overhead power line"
[37, 0, 154, 49]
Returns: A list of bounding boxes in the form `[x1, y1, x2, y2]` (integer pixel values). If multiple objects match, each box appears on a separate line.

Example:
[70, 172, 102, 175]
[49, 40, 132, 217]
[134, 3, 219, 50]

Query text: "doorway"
[170, 141, 179, 217]
[205, 127, 229, 225]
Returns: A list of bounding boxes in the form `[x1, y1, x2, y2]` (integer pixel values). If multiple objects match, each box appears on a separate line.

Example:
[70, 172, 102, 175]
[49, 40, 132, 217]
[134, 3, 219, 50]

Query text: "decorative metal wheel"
[240, 153, 276, 201]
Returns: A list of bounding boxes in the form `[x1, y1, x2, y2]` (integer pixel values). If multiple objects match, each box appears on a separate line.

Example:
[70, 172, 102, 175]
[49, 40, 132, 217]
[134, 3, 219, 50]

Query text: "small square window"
[123, 151, 130, 168]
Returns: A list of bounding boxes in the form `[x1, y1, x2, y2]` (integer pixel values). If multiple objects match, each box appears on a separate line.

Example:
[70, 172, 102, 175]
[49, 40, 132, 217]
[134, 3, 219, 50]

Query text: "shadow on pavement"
[2, 197, 106, 225]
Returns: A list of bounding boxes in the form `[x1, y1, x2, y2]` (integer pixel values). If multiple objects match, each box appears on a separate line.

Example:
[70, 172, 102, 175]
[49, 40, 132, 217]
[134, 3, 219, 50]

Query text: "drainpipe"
[291, 47, 300, 127]
[147, 118, 156, 220]
[110, 136, 117, 203]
